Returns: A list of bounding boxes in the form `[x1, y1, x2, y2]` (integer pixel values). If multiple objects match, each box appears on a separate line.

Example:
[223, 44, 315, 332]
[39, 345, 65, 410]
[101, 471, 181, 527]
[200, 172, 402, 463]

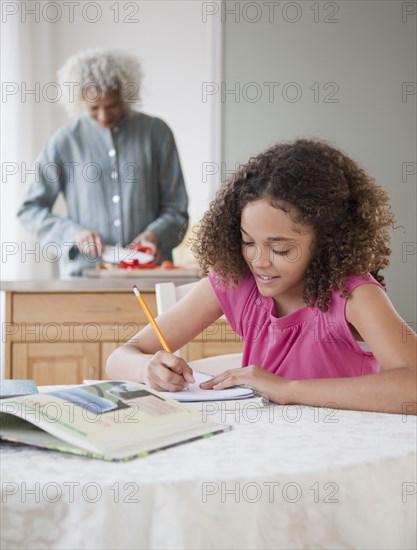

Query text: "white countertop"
[0, 273, 200, 293]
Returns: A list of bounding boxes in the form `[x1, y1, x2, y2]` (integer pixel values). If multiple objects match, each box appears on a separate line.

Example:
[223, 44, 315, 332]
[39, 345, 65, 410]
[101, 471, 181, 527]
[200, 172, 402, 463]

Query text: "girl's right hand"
[144, 351, 195, 392]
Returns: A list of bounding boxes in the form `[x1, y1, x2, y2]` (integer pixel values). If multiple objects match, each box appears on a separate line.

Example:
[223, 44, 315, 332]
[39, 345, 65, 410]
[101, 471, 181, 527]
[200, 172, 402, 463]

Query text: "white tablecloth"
[1, 402, 416, 550]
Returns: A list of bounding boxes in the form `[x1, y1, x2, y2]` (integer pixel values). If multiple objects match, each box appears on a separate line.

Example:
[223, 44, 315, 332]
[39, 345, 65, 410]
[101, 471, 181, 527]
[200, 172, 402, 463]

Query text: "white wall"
[1, 5, 57, 280]
[219, 0, 416, 322]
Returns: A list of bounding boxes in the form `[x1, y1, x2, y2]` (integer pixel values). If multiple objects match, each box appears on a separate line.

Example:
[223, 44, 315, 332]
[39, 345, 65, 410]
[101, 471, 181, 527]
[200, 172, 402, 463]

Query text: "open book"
[0, 381, 230, 461]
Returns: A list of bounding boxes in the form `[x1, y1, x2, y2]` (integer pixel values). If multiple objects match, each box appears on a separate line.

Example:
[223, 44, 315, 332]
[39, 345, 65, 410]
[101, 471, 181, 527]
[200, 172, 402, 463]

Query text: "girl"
[107, 139, 417, 414]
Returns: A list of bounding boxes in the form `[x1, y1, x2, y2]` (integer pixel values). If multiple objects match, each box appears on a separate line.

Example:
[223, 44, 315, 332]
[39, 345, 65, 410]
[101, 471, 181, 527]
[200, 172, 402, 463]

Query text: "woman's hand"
[130, 230, 161, 264]
[144, 351, 195, 392]
[199, 365, 291, 403]
[74, 228, 104, 257]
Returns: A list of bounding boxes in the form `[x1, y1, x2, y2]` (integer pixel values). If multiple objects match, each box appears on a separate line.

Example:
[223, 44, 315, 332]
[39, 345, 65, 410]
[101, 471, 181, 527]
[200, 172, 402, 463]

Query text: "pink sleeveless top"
[209, 272, 382, 379]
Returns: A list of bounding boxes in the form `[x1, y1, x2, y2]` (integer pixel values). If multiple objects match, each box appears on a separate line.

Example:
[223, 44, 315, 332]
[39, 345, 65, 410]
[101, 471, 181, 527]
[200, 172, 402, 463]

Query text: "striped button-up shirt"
[17, 111, 189, 276]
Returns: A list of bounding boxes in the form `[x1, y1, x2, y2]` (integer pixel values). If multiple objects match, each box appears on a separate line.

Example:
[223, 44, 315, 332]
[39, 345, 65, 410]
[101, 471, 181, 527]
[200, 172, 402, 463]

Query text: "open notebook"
[160, 371, 255, 402]
[84, 371, 255, 402]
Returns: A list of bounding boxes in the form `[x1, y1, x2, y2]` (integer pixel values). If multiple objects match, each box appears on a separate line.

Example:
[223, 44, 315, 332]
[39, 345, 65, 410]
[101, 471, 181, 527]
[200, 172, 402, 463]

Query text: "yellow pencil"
[132, 285, 172, 353]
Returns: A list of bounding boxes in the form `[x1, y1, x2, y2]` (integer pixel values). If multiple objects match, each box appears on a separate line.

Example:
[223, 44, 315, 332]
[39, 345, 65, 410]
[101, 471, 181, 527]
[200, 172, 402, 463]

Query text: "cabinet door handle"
[80, 306, 120, 312]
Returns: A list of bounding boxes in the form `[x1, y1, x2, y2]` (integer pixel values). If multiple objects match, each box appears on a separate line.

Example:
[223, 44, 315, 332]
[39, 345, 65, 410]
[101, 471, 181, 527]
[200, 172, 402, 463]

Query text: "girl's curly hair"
[192, 138, 395, 311]
[57, 48, 142, 116]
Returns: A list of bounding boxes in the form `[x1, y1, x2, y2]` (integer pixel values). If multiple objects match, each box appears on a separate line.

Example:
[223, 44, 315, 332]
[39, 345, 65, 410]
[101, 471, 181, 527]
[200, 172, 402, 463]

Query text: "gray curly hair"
[57, 48, 142, 116]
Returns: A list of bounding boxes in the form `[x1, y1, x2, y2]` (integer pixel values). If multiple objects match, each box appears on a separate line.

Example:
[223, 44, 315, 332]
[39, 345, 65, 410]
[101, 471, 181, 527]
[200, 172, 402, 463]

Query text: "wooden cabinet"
[3, 289, 243, 385]
[12, 342, 100, 386]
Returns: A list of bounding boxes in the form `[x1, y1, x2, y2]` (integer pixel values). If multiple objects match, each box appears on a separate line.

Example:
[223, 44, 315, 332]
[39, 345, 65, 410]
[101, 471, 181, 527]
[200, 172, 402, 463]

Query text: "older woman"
[17, 48, 189, 276]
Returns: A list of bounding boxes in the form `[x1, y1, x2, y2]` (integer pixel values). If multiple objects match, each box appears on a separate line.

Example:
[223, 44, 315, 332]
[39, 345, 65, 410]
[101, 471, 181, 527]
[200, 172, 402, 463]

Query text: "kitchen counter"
[0, 271, 200, 293]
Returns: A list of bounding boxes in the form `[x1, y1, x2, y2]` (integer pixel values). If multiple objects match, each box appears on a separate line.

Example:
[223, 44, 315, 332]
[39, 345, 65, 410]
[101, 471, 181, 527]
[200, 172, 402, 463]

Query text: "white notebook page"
[160, 371, 254, 402]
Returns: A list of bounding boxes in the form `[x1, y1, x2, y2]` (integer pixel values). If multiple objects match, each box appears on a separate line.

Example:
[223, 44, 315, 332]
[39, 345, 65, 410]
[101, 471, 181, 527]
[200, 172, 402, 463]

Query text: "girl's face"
[240, 199, 315, 310]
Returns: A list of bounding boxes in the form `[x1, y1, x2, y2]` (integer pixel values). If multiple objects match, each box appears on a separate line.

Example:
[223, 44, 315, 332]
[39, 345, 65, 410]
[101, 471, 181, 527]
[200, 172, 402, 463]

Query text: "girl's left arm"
[283, 284, 416, 414]
[201, 284, 417, 414]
